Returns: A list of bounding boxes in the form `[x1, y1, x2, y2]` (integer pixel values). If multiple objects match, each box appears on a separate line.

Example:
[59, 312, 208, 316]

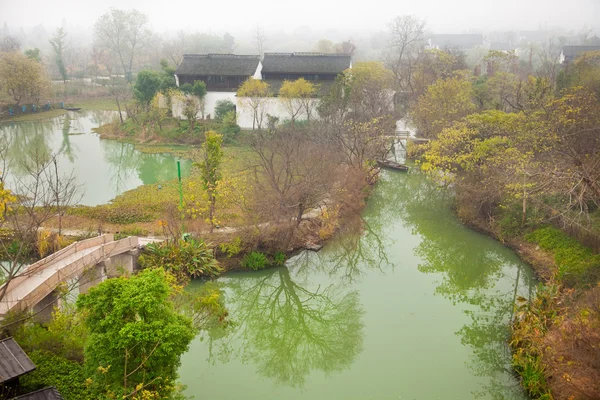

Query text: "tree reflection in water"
[205, 266, 364, 388]
[385, 169, 533, 398]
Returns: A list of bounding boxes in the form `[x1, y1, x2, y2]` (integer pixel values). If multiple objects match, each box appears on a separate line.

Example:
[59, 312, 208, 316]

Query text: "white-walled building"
[173, 52, 351, 129]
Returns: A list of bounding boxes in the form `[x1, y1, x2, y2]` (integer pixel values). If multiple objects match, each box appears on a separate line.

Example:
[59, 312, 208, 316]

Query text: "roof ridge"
[182, 54, 259, 58]
[264, 52, 351, 57]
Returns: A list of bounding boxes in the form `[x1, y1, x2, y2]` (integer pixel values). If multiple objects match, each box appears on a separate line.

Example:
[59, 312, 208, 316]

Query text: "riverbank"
[455, 203, 600, 399]
[1, 98, 120, 123]
[95, 111, 242, 146]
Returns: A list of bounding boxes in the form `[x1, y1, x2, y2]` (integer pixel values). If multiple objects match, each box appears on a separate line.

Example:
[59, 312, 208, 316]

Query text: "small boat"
[377, 160, 409, 171]
[65, 107, 82, 111]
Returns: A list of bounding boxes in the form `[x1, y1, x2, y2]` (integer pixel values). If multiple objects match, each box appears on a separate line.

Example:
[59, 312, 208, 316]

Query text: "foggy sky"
[2, 0, 599, 35]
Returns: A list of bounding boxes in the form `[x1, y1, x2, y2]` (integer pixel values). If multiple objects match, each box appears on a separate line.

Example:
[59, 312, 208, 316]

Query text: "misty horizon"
[2, 0, 599, 37]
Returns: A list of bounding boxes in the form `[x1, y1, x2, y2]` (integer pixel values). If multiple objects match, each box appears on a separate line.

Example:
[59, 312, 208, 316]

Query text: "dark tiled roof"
[562, 45, 600, 58]
[431, 34, 484, 48]
[176, 54, 260, 76]
[262, 53, 351, 74]
[264, 79, 334, 96]
[0, 338, 36, 383]
[490, 42, 515, 51]
[11, 387, 63, 400]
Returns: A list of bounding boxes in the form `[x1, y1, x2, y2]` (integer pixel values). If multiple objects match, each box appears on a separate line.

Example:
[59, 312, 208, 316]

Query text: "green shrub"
[526, 226, 600, 286]
[13, 309, 88, 362]
[241, 251, 268, 271]
[272, 251, 286, 267]
[20, 350, 91, 400]
[214, 100, 236, 121]
[138, 239, 222, 281]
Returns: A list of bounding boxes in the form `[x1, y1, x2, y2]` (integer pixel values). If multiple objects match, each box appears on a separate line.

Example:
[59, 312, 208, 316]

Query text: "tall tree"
[410, 74, 476, 139]
[76, 268, 196, 399]
[94, 9, 151, 82]
[384, 15, 428, 100]
[195, 131, 224, 232]
[0, 51, 50, 106]
[253, 25, 267, 60]
[49, 27, 68, 84]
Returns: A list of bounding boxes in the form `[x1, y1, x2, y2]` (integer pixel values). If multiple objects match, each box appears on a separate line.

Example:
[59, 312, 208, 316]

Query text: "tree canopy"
[76, 268, 196, 399]
[0, 51, 50, 106]
[133, 69, 162, 108]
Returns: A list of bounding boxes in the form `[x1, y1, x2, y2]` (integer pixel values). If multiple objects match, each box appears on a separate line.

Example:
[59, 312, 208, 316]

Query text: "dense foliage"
[410, 45, 600, 399]
[138, 239, 222, 280]
[77, 268, 196, 399]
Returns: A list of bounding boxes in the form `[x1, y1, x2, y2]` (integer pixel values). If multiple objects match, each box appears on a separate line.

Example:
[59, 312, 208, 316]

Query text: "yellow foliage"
[0, 51, 51, 104]
[411, 74, 476, 139]
[237, 77, 271, 98]
[0, 179, 15, 221]
[37, 230, 73, 258]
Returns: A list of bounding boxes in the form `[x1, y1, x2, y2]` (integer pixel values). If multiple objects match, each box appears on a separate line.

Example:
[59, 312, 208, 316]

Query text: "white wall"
[236, 97, 321, 129]
[171, 92, 321, 130]
[171, 91, 237, 120]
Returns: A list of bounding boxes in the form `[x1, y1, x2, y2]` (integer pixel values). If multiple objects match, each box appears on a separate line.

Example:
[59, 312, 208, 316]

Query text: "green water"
[0, 111, 191, 206]
[179, 170, 533, 399]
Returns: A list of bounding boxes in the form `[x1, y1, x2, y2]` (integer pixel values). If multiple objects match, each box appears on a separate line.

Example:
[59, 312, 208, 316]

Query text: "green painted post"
[177, 161, 183, 211]
[177, 161, 185, 236]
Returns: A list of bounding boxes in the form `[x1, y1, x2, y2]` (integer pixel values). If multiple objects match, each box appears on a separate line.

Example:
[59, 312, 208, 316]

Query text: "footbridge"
[0, 235, 149, 322]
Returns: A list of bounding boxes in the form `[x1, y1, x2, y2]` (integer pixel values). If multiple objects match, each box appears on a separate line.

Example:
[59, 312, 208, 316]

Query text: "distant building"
[171, 51, 352, 127]
[560, 45, 600, 64]
[261, 52, 352, 95]
[429, 34, 485, 50]
[489, 42, 516, 52]
[175, 54, 261, 91]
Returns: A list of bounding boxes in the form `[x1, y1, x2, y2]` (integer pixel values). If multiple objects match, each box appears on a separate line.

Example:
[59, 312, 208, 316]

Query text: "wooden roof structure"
[176, 54, 260, 76]
[262, 53, 351, 75]
[562, 45, 600, 59]
[11, 386, 63, 400]
[0, 338, 36, 384]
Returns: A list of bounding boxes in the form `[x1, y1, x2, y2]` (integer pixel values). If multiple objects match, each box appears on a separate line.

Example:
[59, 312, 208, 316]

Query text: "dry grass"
[542, 286, 600, 400]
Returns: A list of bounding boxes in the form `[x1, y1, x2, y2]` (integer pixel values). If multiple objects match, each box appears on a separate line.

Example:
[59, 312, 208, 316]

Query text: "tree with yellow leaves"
[279, 78, 317, 123]
[411, 74, 476, 139]
[0, 51, 50, 106]
[237, 78, 271, 130]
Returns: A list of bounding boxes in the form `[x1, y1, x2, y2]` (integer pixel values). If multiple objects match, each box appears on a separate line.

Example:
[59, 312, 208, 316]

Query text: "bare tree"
[90, 46, 109, 80]
[253, 25, 267, 60]
[94, 8, 151, 81]
[0, 146, 82, 302]
[250, 126, 341, 251]
[0, 36, 21, 52]
[384, 15, 428, 99]
[48, 156, 83, 235]
[536, 38, 563, 87]
[162, 32, 185, 67]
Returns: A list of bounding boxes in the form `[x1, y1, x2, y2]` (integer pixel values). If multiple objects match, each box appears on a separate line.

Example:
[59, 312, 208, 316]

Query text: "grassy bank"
[95, 110, 242, 146]
[1, 97, 120, 123]
[456, 208, 600, 399]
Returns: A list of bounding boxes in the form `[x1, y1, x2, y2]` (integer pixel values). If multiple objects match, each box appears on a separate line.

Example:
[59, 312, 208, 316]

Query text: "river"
[179, 169, 534, 399]
[0, 111, 191, 206]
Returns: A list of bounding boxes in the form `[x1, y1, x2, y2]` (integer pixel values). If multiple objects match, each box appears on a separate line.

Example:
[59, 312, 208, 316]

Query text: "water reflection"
[0, 111, 192, 206]
[179, 166, 532, 399]
[383, 170, 533, 398]
[205, 266, 364, 388]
